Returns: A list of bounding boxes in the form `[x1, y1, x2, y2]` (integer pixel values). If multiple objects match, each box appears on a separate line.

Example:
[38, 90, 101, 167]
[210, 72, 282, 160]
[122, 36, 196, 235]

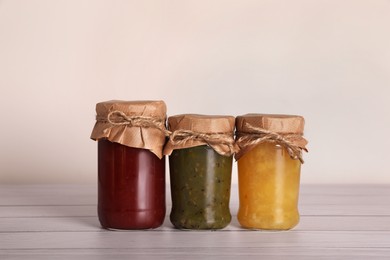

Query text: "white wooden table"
[1, 184, 390, 259]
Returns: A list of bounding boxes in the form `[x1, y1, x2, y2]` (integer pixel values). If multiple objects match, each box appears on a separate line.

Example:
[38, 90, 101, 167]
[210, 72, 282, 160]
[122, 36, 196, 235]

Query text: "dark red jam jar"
[91, 100, 168, 230]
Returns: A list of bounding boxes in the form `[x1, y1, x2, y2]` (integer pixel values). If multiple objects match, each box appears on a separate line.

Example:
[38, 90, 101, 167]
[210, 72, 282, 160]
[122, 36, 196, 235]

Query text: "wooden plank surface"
[0, 184, 390, 259]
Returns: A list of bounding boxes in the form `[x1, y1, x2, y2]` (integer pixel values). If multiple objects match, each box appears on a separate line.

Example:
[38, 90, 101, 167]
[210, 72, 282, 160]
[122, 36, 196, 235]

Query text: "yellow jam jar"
[235, 114, 308, 230]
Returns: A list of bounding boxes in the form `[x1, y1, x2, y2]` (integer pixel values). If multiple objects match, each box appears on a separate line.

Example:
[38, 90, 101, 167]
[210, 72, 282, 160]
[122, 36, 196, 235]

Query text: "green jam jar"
[164, 114, 236, 230]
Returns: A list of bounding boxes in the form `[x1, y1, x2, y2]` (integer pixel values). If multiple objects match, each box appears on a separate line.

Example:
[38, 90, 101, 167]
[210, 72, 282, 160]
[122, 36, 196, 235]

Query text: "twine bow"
[236, 123, 308, 163]
[104, 110, 171, 136]
[169, 129, 237, 157]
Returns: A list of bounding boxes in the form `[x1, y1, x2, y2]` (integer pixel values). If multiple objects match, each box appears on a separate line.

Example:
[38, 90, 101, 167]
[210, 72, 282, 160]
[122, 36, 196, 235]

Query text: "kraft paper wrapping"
[163, 114, 236, 157]
[235, 114, 308, 161]
[90, 100, 167, 159]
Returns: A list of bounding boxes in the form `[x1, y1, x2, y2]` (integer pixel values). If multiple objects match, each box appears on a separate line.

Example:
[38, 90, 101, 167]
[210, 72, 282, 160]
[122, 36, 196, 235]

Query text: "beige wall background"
[1, 0, 389, 184]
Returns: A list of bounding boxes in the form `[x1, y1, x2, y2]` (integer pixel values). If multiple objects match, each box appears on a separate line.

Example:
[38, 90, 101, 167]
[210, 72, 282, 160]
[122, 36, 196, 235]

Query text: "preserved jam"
[169, 145, 232, 229]
[164, 114, 236, 230]
[235, 114, 308, 230]
[91, 100, 168, 230]
[98, 140, 165, 229]
[237, 142, 300, 230]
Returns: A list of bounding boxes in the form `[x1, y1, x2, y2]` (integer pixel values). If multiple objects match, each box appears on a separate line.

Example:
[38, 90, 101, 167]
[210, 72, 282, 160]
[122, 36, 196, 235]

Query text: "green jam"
[169, 145, 232, 229]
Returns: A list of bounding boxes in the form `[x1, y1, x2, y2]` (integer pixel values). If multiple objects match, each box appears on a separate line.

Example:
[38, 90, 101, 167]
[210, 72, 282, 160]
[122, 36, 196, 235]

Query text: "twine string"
[103, 110, 171, 136]
[169, 129, 237, 156]
[236, 123, 307, 163]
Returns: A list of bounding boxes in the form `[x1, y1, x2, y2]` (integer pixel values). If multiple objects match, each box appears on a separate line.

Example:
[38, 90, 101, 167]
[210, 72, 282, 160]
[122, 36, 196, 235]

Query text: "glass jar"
[164, 114, 236, 230]
[91, 100, 168, 230]
[235, 114, 308, 230]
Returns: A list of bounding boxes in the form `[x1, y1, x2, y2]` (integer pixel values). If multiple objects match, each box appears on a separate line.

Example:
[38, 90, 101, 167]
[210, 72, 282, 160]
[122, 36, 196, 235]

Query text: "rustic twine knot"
[106, 110, 171, 136]
[236, 123, 308, 163]
[169, 129, 237, 157]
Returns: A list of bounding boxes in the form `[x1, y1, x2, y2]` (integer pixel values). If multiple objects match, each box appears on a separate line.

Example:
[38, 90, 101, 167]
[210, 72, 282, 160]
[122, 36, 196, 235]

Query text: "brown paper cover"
[163, 114, 235, 156]
[90, 100, 167, 159]
[235, 114, 308, 160]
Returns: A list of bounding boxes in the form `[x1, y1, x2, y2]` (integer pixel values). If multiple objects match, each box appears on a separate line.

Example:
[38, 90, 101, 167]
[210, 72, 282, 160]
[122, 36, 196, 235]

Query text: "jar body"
[169, 145, 232, 229]
[98, 139, 165, 229]
[237, 142, 301, 230]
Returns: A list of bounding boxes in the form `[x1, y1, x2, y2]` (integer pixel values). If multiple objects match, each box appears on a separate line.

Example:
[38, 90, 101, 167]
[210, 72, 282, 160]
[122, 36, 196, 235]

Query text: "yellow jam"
[237, 142, 301, 230]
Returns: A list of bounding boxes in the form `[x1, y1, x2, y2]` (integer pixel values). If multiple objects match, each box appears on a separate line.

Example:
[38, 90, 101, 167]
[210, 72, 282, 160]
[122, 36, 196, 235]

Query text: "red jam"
[97, 139, 166, 229]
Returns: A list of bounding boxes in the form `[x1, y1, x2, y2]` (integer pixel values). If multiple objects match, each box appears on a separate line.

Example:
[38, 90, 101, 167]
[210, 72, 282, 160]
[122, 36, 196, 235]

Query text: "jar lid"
[235, 114, 308, 162]
[164, 114, 236, 156]
[90, 100, 167, 159]
[95, 100, 166, 119]
[236, 114, 305, 134]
